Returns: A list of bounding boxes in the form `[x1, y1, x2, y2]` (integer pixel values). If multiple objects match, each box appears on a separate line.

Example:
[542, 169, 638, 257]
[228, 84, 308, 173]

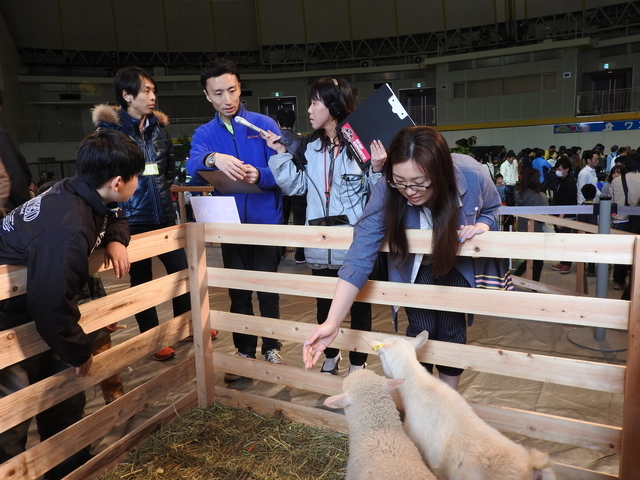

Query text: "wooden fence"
[0, 222, 637, 479]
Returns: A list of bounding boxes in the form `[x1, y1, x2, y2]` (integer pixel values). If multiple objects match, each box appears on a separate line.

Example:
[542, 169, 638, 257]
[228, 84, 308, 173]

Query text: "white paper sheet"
[190, 196, 241, 223]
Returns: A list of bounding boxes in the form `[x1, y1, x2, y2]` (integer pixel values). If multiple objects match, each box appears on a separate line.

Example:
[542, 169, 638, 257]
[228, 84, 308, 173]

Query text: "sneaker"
[558, 265, 571, 274]
[224, 351, 252, 382]
[614, 283, 624, 290]
[320, 353, 341, 375]
[264, 349, 285, 365]
[152, 346, 176, 361]
[348, 363, 367, 375]
[295, 259, 306, 264]
[551, 264, 563, 271]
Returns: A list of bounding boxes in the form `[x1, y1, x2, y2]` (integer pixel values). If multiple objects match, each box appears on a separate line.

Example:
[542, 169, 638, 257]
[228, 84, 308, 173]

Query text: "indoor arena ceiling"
[1, 0, 639, 75]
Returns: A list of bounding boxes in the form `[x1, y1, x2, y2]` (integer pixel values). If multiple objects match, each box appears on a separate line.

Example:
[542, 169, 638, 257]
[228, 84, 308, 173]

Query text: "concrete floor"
[69, 246, 625, 477]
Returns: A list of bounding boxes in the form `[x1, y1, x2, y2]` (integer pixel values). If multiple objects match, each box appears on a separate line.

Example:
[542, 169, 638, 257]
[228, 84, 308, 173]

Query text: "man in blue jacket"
[186, 59, 284, 380]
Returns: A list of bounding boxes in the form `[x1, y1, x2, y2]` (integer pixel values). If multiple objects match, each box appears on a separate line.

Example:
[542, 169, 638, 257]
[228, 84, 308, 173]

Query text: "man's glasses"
[388, 181, 432, 192]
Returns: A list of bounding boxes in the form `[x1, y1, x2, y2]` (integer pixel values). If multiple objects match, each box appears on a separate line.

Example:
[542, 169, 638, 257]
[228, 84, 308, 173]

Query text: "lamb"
[364, 331, 556, 480]
[324, 368, 437, 480]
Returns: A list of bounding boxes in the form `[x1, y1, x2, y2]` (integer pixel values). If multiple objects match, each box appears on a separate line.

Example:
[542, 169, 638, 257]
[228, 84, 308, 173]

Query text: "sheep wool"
[324, 369, 436, 480]
[365, 332, 556, 480]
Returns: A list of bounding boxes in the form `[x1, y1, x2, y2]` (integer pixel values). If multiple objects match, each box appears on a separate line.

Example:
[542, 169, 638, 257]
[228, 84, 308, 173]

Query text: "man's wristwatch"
[205, 152, 217, 167]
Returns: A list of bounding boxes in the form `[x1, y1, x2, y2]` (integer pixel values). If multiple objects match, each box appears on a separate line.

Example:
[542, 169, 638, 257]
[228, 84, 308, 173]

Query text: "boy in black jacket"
[0, 130, 143, 479]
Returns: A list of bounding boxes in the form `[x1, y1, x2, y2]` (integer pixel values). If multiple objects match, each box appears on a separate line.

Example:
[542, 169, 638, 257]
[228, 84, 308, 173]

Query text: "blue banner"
[554, 120, 640, 134]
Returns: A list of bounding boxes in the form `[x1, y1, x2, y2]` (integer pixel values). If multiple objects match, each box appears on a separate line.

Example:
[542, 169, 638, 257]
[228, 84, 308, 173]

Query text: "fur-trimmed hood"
[91, 104, 169, 127]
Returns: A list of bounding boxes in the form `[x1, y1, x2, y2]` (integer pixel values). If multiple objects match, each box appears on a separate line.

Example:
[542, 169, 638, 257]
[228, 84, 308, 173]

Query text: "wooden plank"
[519, 213, 634, 236]
[88, 224, 187, 273]
[213, 351, 343, 397]
[214, 386, 348, 433]
[214, 350, 620, 452]
[0, 313, 191, 434]
[170, 186, 215, 193]
[552, 463, 618, 480]
[187, 222, 215, 407]
[0, 359, 197, 480]
[211, 313, 625, 393]
[65, 389, 199, 480]
[178, 190, 187, 224]
[208, 268, 630, 330]
[0, 264, 26, 301]
[203, 223, 635, 264]
[0, 224, 187, 302]
[0, 271, 189, 370]
[471, 403, 620, 454]
[619, 237, 640, 478]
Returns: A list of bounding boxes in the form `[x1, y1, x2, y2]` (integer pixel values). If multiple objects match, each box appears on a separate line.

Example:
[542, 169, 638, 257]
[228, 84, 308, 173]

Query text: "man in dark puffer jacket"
[93, 67, 216, 361]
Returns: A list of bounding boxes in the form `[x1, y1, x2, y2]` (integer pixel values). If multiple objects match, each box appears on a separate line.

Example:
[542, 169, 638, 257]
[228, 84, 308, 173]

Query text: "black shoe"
[320, 353, 341, 375]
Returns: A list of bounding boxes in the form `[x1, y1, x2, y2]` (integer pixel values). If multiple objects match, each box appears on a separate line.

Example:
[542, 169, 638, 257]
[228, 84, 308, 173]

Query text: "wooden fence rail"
[0, 222, 637, 479]
[193, 222, 638, 480]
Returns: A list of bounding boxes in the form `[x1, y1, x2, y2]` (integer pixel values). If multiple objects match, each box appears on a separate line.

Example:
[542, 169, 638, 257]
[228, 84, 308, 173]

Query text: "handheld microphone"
[234, 116, 268, 135]
[233, 116, 294, 148]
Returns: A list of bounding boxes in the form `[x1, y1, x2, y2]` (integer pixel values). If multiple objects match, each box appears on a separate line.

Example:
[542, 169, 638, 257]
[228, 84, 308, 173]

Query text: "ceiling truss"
[17, 2, 640, 76]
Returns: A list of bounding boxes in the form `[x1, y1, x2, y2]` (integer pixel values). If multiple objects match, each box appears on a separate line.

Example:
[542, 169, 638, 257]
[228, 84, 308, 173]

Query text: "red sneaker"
[558, 265, 571, 274]
[152, 346, 176, 361]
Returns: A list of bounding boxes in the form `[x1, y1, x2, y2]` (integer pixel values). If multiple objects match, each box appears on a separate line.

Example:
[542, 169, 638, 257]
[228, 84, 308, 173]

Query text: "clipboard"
[338, 83, 415, 169]
[197, 170, 263, 195]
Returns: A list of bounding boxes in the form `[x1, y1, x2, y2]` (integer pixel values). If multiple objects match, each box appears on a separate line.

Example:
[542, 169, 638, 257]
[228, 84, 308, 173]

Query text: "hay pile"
[98, 403, 349, 480]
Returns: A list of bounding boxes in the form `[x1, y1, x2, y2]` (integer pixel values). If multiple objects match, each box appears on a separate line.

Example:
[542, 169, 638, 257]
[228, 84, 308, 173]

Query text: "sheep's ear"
[363, 336, 384, 351]
[324, 392, 352, 409]
[414, 330, 429, 348]
[386, 378, 404, 392]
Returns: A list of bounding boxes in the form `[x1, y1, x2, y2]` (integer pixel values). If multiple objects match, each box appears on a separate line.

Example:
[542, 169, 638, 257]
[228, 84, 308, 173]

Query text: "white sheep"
[364, 331, 556, 480]
[324, 368, 437, 480]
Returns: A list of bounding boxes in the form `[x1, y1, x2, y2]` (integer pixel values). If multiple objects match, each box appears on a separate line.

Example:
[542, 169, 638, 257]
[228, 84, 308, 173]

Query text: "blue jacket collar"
[215, 104, 247, 128]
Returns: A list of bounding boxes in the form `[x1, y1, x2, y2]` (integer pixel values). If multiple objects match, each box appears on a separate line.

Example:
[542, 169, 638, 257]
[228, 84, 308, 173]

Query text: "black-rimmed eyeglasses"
[388, 181, 432, 192]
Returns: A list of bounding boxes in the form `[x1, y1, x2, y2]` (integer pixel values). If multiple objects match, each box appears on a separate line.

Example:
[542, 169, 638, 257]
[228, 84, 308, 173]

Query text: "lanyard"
[323, 141, 340, 216]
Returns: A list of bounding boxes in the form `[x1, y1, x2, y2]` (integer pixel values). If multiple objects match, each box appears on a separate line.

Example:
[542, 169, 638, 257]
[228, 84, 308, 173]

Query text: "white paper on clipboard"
[190, 196, 241, 223]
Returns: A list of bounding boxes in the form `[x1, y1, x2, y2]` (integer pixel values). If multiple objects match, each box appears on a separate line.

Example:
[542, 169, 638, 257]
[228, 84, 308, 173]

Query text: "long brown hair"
[384, 126, 460, 277]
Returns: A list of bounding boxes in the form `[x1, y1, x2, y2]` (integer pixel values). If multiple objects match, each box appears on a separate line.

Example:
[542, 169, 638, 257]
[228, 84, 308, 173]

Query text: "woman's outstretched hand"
[303, 320, 341, 369]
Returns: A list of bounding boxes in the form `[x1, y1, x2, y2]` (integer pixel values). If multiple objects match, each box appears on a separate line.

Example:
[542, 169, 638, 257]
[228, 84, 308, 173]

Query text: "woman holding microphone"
[263, 77, 386, 376]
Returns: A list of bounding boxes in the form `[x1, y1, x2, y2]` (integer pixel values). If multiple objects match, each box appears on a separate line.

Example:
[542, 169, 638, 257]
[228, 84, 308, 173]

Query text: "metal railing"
[576, 88, 640, 116]
[18, 121, 86, 143]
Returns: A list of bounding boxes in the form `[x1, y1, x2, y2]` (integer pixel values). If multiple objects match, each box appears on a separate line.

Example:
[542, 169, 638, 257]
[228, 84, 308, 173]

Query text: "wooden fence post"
[620, 236, 640, 478]
[186, 222, 215, 407]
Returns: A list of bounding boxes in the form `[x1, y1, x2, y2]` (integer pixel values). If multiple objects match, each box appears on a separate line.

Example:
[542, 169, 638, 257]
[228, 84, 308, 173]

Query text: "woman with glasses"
[264, 77, 386, 375]
[302, 125, 501, 389]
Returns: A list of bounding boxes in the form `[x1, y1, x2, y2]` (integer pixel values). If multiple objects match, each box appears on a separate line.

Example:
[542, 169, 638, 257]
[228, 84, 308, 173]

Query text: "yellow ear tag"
[372, 343, 384, 351]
